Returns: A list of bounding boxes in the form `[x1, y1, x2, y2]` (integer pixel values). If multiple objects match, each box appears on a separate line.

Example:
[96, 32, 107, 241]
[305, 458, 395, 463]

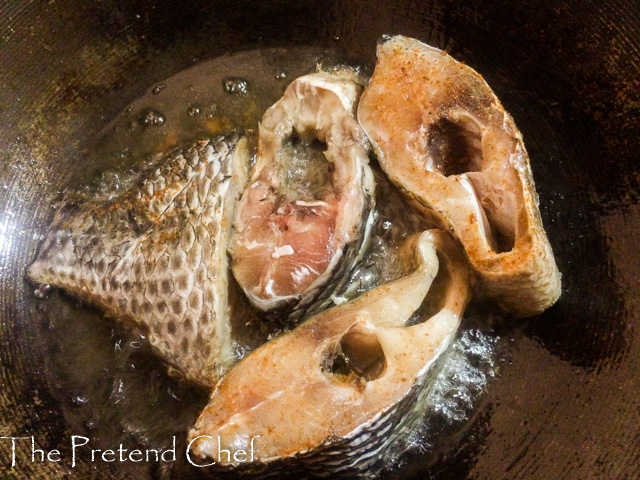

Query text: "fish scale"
[27, 132, 250, 387]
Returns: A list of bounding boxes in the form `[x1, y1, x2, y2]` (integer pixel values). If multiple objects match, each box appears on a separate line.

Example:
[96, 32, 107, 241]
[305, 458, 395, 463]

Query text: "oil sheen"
[32, 47, 500, 478]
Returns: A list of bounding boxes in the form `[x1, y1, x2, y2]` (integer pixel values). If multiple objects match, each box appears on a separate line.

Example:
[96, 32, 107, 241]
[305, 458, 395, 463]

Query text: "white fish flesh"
[188, 229, 470, 473]
[230, 71, 375, 316]
[27, 133, 250, 387]
[358, 35, 561, 317]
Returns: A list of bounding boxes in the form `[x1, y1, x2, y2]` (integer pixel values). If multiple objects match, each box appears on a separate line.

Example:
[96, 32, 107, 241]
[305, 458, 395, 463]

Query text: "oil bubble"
[72, 396, 88, 407]
[140, 108, 165, 127]
[152, 83, 166, 94]
[187, 105, 201, 117]
[34, 284, 51, 299]
[223, 77, 248, 95]
[109, 378, 125, 405]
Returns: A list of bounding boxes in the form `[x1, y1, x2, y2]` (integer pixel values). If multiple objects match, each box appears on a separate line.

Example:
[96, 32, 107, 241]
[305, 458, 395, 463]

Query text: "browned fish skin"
[188, 229, 470, 472]
[358, 35, 561, 317]
[27, 133, 250, 387]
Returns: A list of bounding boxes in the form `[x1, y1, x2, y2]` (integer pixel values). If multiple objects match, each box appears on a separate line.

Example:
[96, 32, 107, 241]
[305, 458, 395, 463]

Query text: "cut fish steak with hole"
[27, 133, 250, 387]
[188, 229, 470, 473]
[230, 70, 375, 317]
[358, 35, 561, 317]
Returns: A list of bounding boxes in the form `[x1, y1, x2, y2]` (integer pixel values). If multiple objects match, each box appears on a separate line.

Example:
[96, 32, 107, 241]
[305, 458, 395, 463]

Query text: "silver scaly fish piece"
[358, 35, 561, 317]
[27, 133, 250, 387]
[188, 229, 470, 474]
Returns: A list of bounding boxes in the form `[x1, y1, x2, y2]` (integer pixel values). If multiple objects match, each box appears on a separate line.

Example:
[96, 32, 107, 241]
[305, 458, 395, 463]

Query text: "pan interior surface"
[0, 1, 638, 479]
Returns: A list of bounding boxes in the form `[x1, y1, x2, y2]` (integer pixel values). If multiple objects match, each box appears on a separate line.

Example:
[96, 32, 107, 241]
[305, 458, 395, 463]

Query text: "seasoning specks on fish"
[188, 229, 470, 472]
[28, 133, 250, 387]
[358, 35, 561, 317]
[26, 37, 563, 477]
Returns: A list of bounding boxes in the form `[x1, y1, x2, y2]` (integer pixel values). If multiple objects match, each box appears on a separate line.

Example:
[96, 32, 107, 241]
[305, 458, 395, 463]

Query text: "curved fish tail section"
[357, 35, 561, 317]
[188, 229, 469, 473]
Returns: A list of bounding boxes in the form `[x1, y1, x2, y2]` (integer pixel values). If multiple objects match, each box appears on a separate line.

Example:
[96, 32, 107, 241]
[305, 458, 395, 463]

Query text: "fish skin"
[188, 229, 469, 472]
[27, 132, 250, 387]
[357, 35, 561, 317]
[230, 71, 375, 317]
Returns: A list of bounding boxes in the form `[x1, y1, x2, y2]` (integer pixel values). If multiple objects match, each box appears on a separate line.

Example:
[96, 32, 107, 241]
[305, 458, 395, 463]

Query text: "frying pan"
[1, 0, 638, 478]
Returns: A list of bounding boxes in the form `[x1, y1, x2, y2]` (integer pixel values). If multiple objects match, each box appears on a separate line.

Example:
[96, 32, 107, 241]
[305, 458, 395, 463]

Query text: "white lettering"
[218, 437, 231, 463]
[91, 449, 100, 462]
[185, 435, 215, 467]
[1, 436, 30, 467]
[117, 443, 127, 461]
[31, 436, 45, 462]
[161, 436, 176, 462]
[101, 449, 115, 462]
[233, 449, 247, 462]
[47, 450, 61, 462]
[71, 435, 89, 467]
[129, 449, 143, 462]
[145, 448, 159, 462]
[250, 436, 260, 462]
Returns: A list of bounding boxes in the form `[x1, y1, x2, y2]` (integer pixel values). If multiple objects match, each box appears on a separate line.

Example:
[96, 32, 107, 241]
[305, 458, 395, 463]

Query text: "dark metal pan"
[1, 1, 638, 478]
